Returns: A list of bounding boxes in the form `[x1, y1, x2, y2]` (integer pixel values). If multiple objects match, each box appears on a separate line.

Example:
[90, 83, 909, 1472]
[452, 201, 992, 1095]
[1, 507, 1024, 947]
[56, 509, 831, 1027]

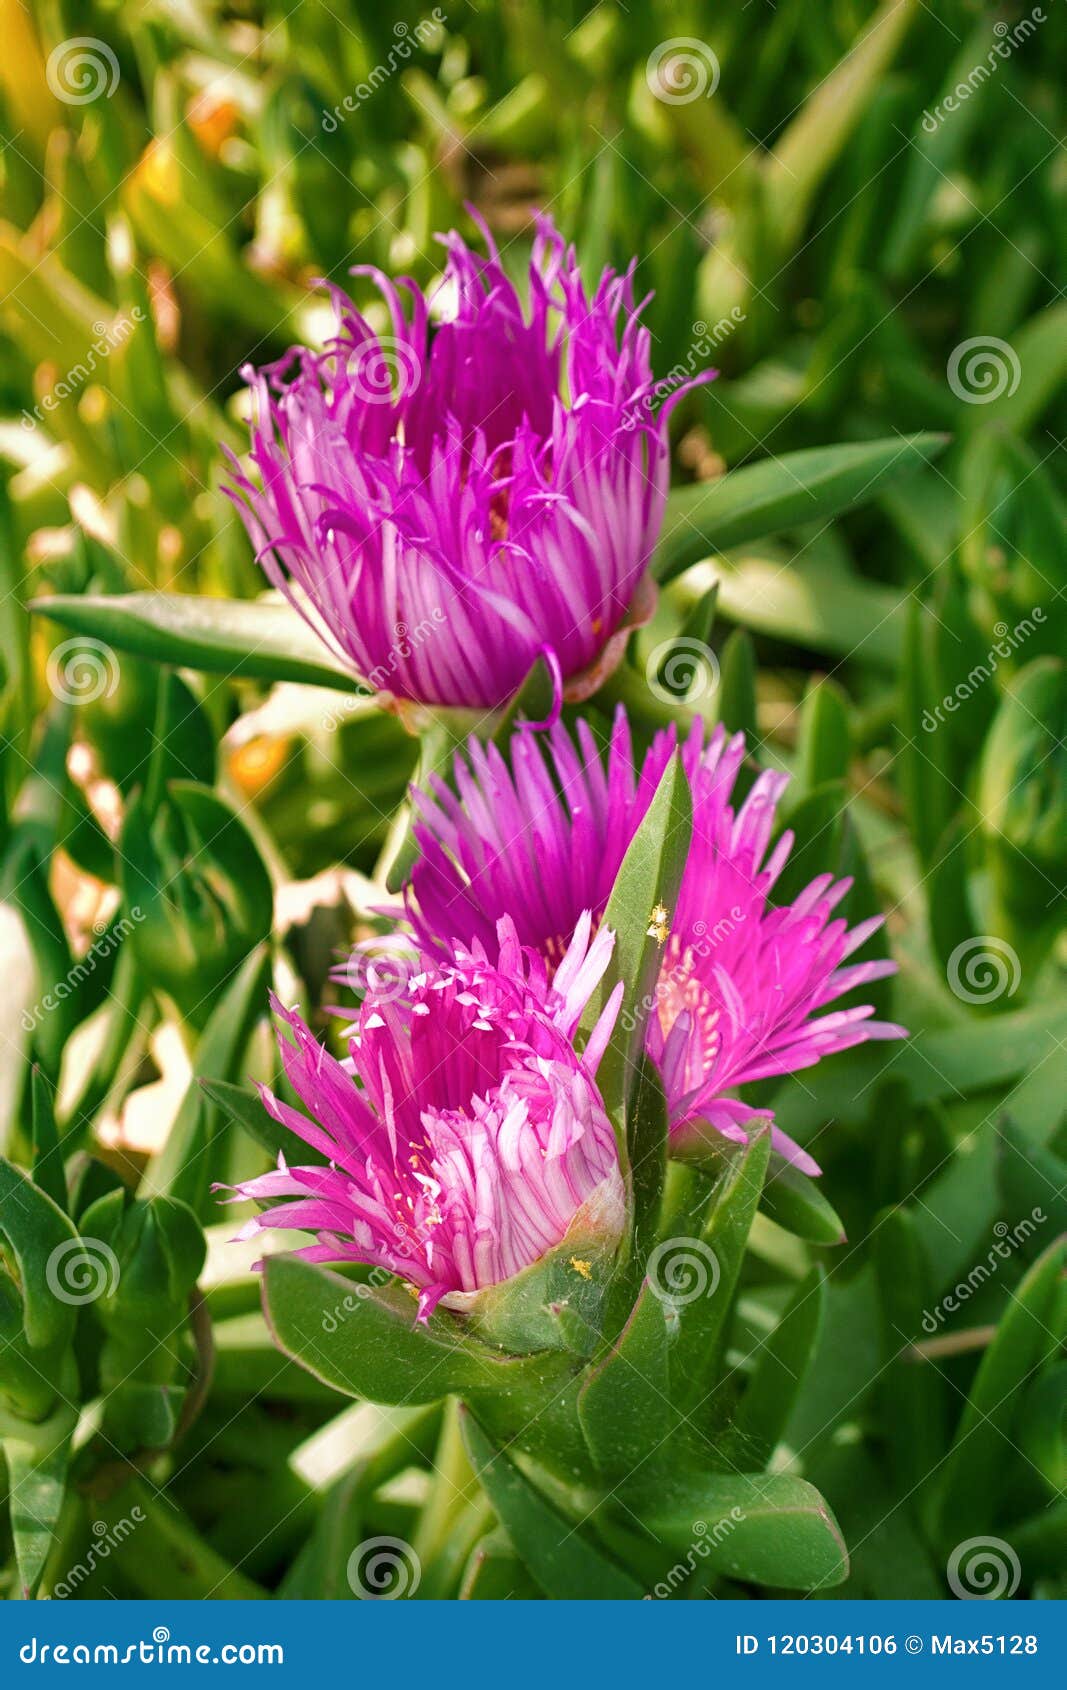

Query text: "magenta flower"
[405, 711, 905, 1173]
[225, 214, 711, 713]
[227, 917, 624, 1319]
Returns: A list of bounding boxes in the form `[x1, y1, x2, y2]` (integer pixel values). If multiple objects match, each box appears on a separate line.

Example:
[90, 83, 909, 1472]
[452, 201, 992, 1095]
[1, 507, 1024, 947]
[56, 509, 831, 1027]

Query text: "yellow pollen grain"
[647, 903, 670, 943]
[569, 1257, 592, 1280]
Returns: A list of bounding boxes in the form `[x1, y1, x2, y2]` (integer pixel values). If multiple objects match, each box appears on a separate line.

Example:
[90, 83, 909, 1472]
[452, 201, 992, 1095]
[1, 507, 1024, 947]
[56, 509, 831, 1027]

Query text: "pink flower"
[405, 709, 905, 1173]
[227, 917, 624, 1318]
[224, 214, 712, 713]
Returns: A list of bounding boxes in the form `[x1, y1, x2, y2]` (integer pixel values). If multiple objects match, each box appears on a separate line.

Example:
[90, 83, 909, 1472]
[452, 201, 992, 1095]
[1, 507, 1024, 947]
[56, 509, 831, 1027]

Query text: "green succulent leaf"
[461, 1409, 644, 1600]
[1018, 1365, 1067, 1495]
[4, 1419, 74, 1599]
[654, 435, 948, 583]
[996, 1115, 1067, 1244]
[729, 1267, 826, 1470]
[760, 1156, 846, 1245]
[30, 1067, 66, 1214]
[578, 753, 692, 1148]
[793, 677, 851, 798]
[872, 1208, 947, 1495]
[623, 1469, 849, 1591]
[715, 628, 757, 741]
[578, 1280, 673, 1476]
[262, 1255, 573, 1407]
[198, 1074, 326, 1168]
[32, 592, 363, 693]
[0, 1156, 80, 1416]
[609, 1055, 669, 1325]
[121, 784, 273, 1029]
[935, 1236, 1066, 1543]
[671, 1128, 771, 1408]
[143, 944, 272, 1213]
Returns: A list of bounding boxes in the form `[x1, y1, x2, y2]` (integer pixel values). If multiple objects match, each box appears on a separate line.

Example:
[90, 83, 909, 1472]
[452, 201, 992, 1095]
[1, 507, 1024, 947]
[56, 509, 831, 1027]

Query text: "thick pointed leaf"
[899, 597, 954, 868]
[32, 592, 362, 692]
[760, 1156, 846, 1245]
[654, 435, 948, 583]
[461, 1409, 644, 1599]
[873, 1209, 948, 1494]
[672, 1129, 771, 1407]
[199, 1076, 328, 1168]
[120, 783, 272, 1033]
[625, 1469, 849, 1591]
[806, 1443, 942, 1599]
[91, 1480, 265, 1599]
[996, 1114, 1067, 1245]
[0, 1157, 80, 1355]
[5, 851, 75, 1072]
[927, 814, 981, 980]
[578, 754, 692, 1143]
[1019, 1365, 1067, 1495]
[785, 1266, 882, 1455]
[683, 552, 903, 668]
[716, 628, 757, 741]
[763, 0, 917, 249]
[936, 1237, 1066, 1543]
[382, 712, 480, 893]
[30, 1067, 66, 1213]
[769, 780, 847, 906]
[793, 677, 851, 799]
[491, 653, 558, 742]
[141, 944, 272, 1213]
[262, 1255, 571, 1407]
[578, 1281, 673, 1476]
[607, 1055, 669, 1327]
[730, 1268, 826, 1469]
[4, 1429, 72, 1598]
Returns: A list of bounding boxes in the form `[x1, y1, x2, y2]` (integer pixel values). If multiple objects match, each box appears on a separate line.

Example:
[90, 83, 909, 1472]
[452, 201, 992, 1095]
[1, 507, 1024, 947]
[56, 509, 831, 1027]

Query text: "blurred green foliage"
[0, 0, 1064, 1602]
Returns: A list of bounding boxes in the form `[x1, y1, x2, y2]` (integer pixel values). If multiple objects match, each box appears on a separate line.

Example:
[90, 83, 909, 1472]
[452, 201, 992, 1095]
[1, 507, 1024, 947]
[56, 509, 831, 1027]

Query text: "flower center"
[656, 935, 721, 1071]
